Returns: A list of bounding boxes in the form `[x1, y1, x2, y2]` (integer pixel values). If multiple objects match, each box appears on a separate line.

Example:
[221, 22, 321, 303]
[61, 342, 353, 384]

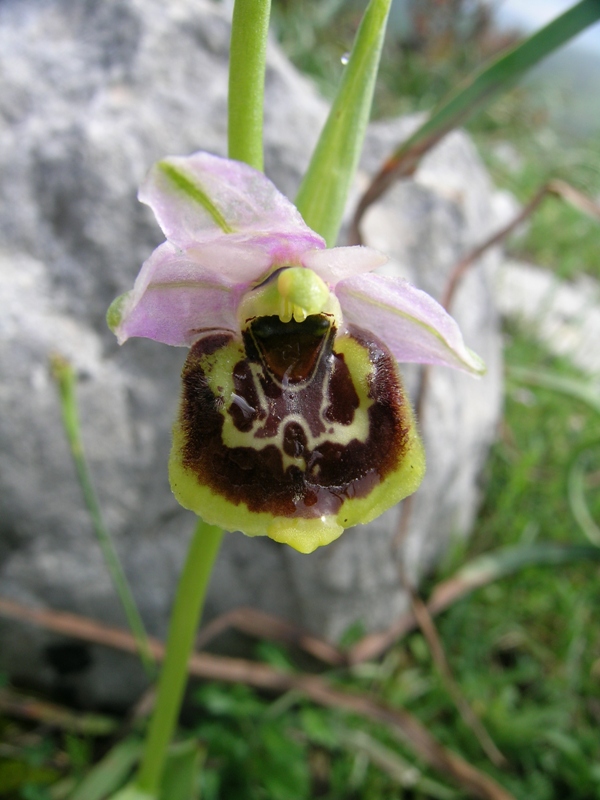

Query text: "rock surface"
[496, 259, 600, 376]
[0, 0, 503, 706]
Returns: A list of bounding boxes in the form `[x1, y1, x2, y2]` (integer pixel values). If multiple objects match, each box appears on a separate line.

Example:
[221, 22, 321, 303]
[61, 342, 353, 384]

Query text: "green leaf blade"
[509, 366, 600, 415]
[70, 737, 143, 800]
[352, 0, 600, 235]
[391, 0, 600, 167]
[295, 0, 392, 245]
[447, 543, 600, 595]
[159, 740, 204, 800]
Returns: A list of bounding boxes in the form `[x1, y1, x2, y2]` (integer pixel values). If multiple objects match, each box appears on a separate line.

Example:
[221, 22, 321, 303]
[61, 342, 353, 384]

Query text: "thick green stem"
[122, 3, 271, 794]
[135, 520, 223, 796]
[228, 0, 271, 170]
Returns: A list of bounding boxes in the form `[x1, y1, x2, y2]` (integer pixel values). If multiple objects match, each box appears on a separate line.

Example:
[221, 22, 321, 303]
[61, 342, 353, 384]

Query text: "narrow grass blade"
[70, 737, 143, 800]
[295, 0, 392, 245]
[228, 0, 271, 169]
[50, 355, 155, 679]
[350, 539, 600, 664]
[509, 366, 600, 415]
[395, 0, 600, 161]
[430, 543, 600, 612]
[568, 444, 600, 546]
[107, 786, 154, 800]
[352, 0, 600, 235]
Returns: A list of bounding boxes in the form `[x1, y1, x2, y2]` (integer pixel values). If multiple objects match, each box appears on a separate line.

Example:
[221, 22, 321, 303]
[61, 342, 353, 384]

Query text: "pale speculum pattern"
[179, 314, 411, 520]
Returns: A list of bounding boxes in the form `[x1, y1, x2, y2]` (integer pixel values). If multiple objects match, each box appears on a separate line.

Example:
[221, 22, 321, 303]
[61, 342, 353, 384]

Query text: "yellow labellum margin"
[169, 410, 424, 555]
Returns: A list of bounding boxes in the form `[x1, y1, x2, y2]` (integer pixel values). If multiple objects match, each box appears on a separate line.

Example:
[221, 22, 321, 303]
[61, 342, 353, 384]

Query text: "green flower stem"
[50, 355, 155, 680]
[228, 0, 271, 170]
[136, 519, 223, 797]
[131, 2, 269, 793]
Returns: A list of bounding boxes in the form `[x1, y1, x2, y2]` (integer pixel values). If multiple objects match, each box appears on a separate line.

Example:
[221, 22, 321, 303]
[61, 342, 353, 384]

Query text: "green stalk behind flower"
[228, 0, 272, 170]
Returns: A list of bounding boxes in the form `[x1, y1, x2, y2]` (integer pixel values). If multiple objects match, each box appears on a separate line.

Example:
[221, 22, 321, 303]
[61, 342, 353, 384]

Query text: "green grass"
[478, 330, 600, 549]
[430, 332, 600, 798]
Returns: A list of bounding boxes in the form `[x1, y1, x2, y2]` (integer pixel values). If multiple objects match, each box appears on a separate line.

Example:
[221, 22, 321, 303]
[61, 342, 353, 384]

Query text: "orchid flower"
[108, 151, 484, 554]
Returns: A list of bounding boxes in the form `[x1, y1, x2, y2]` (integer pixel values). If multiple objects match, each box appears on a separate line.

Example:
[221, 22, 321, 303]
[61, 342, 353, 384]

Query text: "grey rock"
[0, 0, 503, 706]
[496, 259, 600, 376]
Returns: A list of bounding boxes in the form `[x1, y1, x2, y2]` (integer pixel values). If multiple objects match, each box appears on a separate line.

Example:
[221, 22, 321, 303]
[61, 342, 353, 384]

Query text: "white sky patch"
[495, 0, 600, 53]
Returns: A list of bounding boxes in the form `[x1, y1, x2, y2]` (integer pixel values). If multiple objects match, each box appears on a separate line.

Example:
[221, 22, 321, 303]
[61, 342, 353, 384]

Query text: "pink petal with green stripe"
[110, 243, 241, 346]
[139, 151, 325, 259]
[335, 273, 485, 375]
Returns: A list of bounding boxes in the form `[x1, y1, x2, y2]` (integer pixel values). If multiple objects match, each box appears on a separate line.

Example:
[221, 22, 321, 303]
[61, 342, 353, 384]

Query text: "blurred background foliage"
[272, 0, 600, 281]
[2, 1, 600, 798]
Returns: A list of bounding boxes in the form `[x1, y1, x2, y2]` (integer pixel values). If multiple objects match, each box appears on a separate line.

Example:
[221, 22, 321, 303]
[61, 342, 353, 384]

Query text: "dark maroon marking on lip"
[324, 353, 359, 425]
[283, 421, 307, 458]
[229, 360, 263, 432]
[178, 324, 411, 519]
[244, 315, 334, 442]
[248, 314, 331, 383]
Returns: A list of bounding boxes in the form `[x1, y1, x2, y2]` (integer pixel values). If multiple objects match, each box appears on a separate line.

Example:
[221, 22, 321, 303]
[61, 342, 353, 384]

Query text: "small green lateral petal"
[106, 292, 129, 334]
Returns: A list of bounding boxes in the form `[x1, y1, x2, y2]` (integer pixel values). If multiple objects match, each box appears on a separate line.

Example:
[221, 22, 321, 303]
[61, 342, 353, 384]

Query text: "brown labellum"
[178, 315, 412, 520]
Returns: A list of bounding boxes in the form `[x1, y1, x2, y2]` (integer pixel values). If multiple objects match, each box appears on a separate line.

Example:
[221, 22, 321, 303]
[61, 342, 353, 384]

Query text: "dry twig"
[195, 606, 345, 666]
[441, 179, 600, 312]
[407, 587, 506, 767]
